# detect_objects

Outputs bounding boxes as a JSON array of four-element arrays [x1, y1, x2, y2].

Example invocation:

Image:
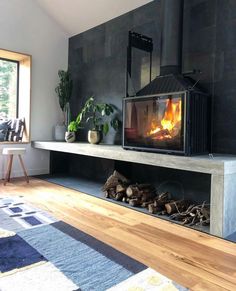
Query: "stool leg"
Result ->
[[4, 155, 13, 185], [18, 155, 29, 183]]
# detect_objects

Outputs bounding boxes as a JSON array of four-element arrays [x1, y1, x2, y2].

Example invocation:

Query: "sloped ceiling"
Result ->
[[36, 0, 153, 36]]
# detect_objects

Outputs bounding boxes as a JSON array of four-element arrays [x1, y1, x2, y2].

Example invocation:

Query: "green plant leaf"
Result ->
[[110, 118, 120, 131], [76, 112, 83, 124], [103, 122, 109, 135], [55, 69, 73, 112], [68, 121, 77, 132], [96, 104, 103, 113], [86, 116, 93, 123]]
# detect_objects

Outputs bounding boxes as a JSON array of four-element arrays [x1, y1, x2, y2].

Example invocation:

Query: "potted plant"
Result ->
[[65, 121, 77, 142], [55, 69, 73, 140], [68, 96, 120, 144]]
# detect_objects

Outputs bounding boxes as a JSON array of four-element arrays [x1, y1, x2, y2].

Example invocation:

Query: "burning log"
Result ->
[[149, 129, 171, 140]]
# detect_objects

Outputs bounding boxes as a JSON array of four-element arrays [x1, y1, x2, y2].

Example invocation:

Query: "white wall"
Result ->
[[0, 0, 68, 178]]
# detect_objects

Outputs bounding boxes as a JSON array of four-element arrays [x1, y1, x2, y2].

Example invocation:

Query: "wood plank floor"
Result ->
[[0, 177, 236, 290]]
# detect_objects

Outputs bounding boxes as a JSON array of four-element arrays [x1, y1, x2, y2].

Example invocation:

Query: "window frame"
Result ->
[[0, 48, 32, 143], [0, 56, 20, 118]]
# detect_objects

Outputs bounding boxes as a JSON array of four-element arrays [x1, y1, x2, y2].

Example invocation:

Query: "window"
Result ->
[[0, 58, 19, 119], [0, 49, 31, 142]]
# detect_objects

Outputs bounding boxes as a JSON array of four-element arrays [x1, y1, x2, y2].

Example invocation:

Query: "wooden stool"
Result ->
[[2, 148, 29, 185]]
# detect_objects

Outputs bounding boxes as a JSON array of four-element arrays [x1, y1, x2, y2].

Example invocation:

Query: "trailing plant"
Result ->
[[55, 69, 73, 125], [67, 120, 78, 132], [68, 97, 120, 135]]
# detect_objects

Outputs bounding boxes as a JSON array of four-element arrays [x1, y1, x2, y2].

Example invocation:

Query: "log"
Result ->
[[116, 184, 127, 193], [107, 188, 116, 199], [141, 191, 156, 203], [113, 170, 130, 183], [165, 199, 190, 215], [153, 192, 171, 209], [126, 185, 139, 198], [149, 129, 170, 140], [141, 201, 154, 208], [129, 198, 141, 207], [114, 192, 124, 201], [169, 201, 210, 226], [148, 203, 159, 214], [126, 184, 155, 198], [122, 197, 128, 203], [102, 170, 129, 192]]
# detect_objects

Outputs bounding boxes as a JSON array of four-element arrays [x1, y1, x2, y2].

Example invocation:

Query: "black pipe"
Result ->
[[160, 0, 184, 76]]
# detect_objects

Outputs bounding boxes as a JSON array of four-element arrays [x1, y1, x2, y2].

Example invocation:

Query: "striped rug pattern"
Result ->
[[0, 197, 188, 291]]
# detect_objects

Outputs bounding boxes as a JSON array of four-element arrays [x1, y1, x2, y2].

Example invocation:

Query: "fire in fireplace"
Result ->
[[124, 92, 184, 153], [147, 96, 182, 139]]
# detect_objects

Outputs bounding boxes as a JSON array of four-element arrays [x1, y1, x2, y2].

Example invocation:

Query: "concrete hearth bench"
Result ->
[[32, 141, 236, 238]]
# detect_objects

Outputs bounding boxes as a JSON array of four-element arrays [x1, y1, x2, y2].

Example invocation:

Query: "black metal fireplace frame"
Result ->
[[123, 88, 210, 156]]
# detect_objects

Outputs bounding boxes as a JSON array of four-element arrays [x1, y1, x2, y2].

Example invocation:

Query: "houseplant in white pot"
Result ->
[[54, 69, 73, 140], [65, 121, 77, 143]]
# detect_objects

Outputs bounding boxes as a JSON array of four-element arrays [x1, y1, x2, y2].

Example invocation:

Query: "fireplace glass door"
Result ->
[[123, 93, 185, 153]]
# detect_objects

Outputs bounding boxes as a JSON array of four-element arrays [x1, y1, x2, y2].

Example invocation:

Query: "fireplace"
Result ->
[[123, 75, 210, 155], [123, 0, 210, 155]]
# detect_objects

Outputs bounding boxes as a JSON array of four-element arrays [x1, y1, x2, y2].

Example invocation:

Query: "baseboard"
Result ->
[[0, 168, 49, 179]]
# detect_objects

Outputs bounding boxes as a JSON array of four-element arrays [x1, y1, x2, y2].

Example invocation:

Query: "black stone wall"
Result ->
[[69, 0, 236, 154]]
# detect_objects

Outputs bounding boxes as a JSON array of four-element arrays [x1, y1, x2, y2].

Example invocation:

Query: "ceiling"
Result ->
[[36, 0, 153, 36]]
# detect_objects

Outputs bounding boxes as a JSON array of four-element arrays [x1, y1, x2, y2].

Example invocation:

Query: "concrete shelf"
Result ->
[[32, 141, 236, 238]]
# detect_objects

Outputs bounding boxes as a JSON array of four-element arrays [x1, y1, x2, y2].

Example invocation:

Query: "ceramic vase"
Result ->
[[65, 131, 76, 143], [88, 130, 102, 144], [54, 124, 66, 141]]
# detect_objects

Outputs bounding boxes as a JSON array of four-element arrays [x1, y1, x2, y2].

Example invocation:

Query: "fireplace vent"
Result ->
[[136, 74, 196, 96]]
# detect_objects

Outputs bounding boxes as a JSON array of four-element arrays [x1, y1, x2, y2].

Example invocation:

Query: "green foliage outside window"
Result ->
[[0, 59, 18, 119]]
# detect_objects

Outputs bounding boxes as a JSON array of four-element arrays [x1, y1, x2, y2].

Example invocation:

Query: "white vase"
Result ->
[[54, 124, 66, 141], [65, 131, 76, 143]]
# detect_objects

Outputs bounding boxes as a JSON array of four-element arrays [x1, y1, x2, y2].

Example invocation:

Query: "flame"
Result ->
[[147, 98, 182, 140]]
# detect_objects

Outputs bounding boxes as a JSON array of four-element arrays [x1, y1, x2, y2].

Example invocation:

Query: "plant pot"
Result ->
[[88, 130, 102, 144], [65, 131, 76, 143], [54, 124, 66, 141]]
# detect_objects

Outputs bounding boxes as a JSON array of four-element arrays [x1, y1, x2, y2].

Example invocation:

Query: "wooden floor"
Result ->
[[0, 177, 236, 290]]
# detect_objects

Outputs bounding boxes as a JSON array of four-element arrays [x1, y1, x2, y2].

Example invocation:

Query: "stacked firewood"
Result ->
[[103, 171, 210, 226], [102, 170, 130, 201], [169, 201, 210, 226]]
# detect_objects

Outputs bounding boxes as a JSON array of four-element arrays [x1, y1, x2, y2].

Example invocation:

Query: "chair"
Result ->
[[2, 148, 29, 185]]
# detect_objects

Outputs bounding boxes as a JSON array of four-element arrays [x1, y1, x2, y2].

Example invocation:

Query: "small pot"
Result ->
[[88, 130, 102, 144], [65, 131, 76, 143]]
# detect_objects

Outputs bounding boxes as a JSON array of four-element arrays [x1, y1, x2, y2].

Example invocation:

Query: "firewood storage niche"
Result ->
[[102, 161, 211, 233]]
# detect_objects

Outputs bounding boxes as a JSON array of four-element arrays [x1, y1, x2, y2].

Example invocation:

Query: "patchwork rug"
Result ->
[[0, 196, 188, 291]]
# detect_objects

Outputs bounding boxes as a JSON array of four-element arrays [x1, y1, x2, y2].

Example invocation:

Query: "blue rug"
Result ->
[[0, 197, 188, 291]]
